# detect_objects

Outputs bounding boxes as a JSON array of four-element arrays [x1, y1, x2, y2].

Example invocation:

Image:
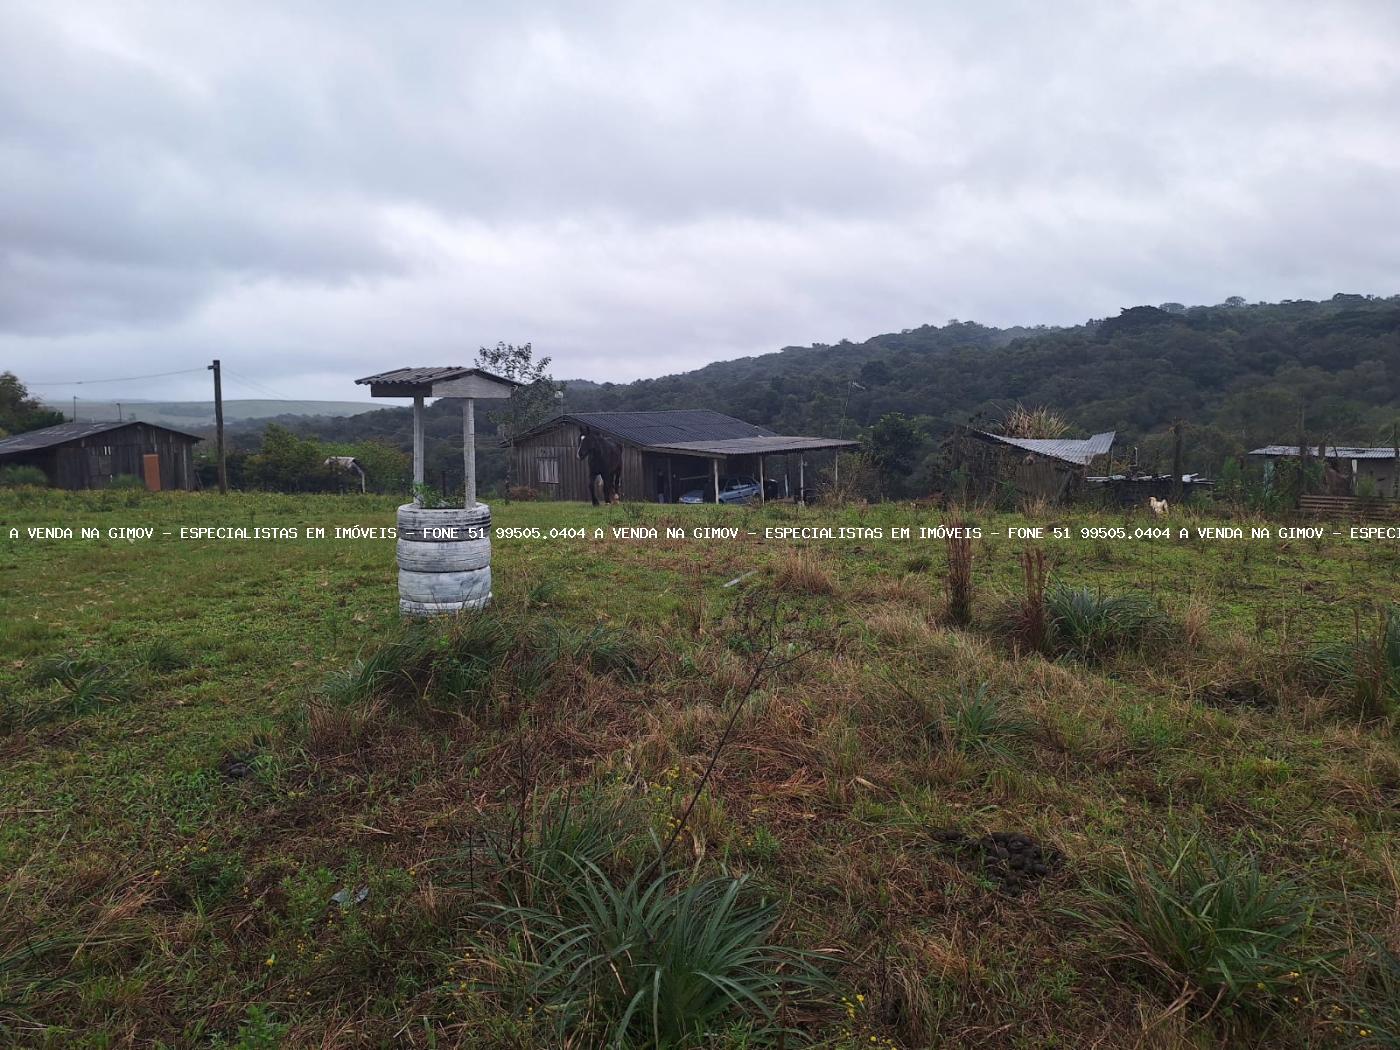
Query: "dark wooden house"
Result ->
[[0, 420, 201, 490], [506, 411, 856, 502]]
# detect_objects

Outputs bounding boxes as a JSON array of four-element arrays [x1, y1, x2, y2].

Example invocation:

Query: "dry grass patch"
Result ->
[[770, 549, 836, 595]]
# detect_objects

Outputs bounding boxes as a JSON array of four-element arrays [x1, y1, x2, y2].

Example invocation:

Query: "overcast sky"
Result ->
[[3, 1, 1398, 404]]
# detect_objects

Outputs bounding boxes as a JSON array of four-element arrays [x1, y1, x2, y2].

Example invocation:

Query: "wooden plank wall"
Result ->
[[35, 424, 197, 490], [511, 424, 698, 502]]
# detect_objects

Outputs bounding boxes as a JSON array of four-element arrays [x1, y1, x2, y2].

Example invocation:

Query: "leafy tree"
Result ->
[[0, 372, 65, 437], [245, 424, 327, 492], [324, 439, 410, 495], [475, 342, 558, 441], [862, 412, 924, 496], [475, 342, 559, 491]]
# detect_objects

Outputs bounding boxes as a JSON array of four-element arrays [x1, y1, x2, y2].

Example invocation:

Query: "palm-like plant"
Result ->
[[488, 860, 827, 1047], [1067, 834, 1332, 1013]]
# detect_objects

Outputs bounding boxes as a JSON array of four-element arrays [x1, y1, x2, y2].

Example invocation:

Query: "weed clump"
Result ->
[[1067, 833, 1331, 1014], [771, 550, 835, 596], [1042, 583, 1174, 661], [320, 609, 645, 713], [486, 860, 827, 1047], [1304, 605, 1400, 718], [137, 637, 191, 673], [941, 681, 1032, 760], [31, 656, 130, 719]]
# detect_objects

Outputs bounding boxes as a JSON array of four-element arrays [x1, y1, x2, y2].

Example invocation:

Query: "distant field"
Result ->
[[0, 491, 1397, 1048], [40, 399, 380, 428]]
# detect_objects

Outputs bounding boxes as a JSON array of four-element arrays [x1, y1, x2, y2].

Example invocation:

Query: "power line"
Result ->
[[26, 367, 207, 386], [222, 366, 300, 402]]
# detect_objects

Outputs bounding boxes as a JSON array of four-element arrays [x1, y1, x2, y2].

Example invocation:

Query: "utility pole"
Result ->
[[116, 402, 123, 422], [208, 359, 227, 494], [72, 396, 77, 422]]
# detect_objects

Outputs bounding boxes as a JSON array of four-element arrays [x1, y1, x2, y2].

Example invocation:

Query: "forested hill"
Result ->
[[561, 296, 1400, 456], [249, 295, 1399, 489]]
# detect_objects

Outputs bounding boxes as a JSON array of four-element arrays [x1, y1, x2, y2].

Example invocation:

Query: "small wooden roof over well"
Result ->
[[355, 366, 520, 399]]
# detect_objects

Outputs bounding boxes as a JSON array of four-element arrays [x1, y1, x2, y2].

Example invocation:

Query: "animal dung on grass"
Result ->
[[933, 828, 1063, 894]]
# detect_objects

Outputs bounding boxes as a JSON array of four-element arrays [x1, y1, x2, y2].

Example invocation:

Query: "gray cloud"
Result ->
[[1, 0, 1398, 401]]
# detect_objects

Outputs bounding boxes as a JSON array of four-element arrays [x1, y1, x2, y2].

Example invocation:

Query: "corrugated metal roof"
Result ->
[[354, 366, 471, 386], [0, 420, 202, 456], [646, 436, 859, 458], [512, 410, 779, 447], [1249, 445, 1398, 460], [969, 429, 1116, 466], [355, 366, 521, 395]]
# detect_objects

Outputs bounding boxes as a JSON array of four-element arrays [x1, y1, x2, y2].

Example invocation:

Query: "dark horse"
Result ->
[[578, 428, 623, 506]]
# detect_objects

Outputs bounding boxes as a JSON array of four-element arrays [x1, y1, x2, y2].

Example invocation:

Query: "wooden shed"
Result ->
[[1248, 444, 1400, 498], [953, 427, 1116, 503], [506, 410, 857, 502], [0, 420, 201, 490]]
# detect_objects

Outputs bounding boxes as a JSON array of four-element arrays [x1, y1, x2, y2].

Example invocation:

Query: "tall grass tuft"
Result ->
[[32, 656, 130, 717], [520, 785, 642, 882], [771, 550, 835, 596], [488, 860, 827, 1047], [942, 681, 1032, 760], [1066, 834, 1331, 1014], [1353, 605, 1400, 717], [1343, 938, 1400, 1047], [1044, 583, 1173, 661], [137, 636, 191, 673], [943, 521, 975, 627], [1302, 604, 1400, 718], [566, 623, 643, 681], [1013, 547, 1050, 654]]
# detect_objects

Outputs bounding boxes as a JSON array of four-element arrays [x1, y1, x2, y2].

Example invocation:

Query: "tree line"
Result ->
[[5, 295, 1397, 498]]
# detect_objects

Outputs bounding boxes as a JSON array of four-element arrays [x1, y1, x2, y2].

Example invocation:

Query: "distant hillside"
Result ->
[[43, 399, 379, 429], [245, 294, 1400, 494]]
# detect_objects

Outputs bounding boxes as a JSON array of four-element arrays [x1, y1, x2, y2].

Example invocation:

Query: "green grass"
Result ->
[[0, 489, 1398, 1047]]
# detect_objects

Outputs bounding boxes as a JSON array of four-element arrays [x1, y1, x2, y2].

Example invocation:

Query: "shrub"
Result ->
[[0, 465, 47, 488], [1066, 834, 1331, 1014], [488, 860, 827, 1047], [1044, 583, 1173, 661]]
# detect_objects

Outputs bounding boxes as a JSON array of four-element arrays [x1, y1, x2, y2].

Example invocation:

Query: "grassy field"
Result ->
[[1, 489, 1398, 1048]]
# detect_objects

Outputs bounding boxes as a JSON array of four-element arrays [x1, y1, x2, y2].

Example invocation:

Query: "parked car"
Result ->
[[678, 475, 763, 504]]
